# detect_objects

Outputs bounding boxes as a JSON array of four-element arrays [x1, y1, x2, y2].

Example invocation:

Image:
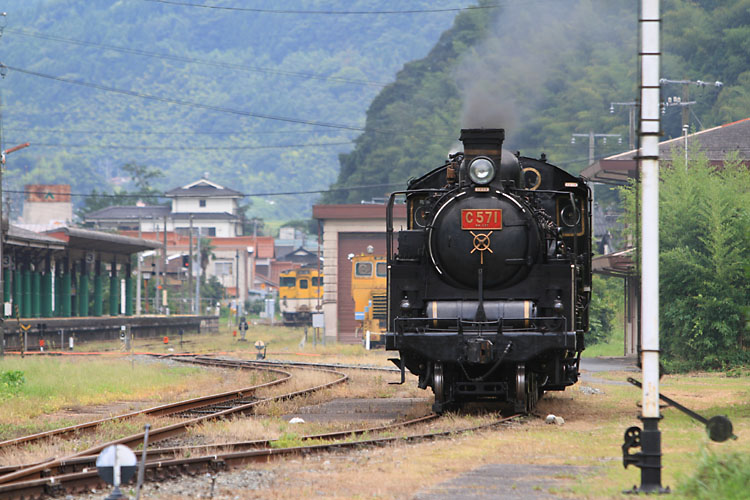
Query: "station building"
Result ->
[[313, 203, 406, 343]]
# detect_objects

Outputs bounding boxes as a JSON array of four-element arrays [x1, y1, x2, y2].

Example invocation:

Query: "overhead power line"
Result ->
[[3, 64, 367, 132], [144, 0, 501, 15], [6, 27, 388, 88], [5, 182, 401, 199], [19, 141, 354, 151], [5, 126, 353, 136]]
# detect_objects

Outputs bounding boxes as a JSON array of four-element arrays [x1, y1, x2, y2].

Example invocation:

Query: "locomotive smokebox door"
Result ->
[[466, 338, 493, 364]]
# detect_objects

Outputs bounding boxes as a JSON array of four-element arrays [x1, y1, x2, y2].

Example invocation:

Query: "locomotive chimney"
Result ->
[[460, 128, 505, 165], [459, 128, 521, 187]]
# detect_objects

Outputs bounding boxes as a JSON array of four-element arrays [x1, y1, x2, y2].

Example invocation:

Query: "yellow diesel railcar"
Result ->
[[279, 267, 323, 326], [351, 253, 387, 347]]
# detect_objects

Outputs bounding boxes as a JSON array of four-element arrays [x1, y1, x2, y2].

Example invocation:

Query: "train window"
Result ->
[[312, 276, 324, 287], [280, 277, 296, 287], [376, 262, 387, 277], [299, 279, 309, 289], [355, 262, 373, 277]]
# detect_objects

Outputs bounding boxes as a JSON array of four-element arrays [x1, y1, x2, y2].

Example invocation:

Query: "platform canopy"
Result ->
[[5, 224, 67, 251], [44, 227, 162, 255]]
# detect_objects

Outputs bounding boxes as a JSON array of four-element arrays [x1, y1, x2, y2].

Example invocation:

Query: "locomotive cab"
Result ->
[[385, 128, 591, 413]]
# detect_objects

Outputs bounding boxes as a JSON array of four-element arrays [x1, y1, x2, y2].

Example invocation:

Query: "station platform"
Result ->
[[0, 315, 218, 350]]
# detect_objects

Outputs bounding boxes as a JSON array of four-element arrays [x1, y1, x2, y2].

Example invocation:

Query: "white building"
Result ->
[[84, 178, 244, 237]]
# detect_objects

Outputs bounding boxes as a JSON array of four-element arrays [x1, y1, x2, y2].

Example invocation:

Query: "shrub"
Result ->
[[0, 370, 25, 397]]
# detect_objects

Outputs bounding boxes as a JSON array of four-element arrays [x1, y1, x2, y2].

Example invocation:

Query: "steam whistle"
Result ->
[[622, 377, 736, 472]]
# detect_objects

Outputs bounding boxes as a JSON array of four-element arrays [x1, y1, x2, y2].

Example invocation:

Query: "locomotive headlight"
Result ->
[[468, 157, 496, 185]]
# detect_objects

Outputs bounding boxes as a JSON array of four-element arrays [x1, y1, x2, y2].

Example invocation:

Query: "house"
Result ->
[[84, 177, 244, 237]]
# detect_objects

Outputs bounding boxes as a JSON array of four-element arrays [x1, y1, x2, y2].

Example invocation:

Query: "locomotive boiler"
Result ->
[[385, 129, 591, 413]]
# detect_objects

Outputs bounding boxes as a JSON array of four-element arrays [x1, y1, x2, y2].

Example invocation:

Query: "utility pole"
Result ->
[[162, 214, 167, 314], [154, 224, 161, 313], [136, 217, 142, 315], [610, 101, 637, 150], [659, 78, 722, 129], [0, 130, 30, 356], [194, 234, 201, 315], [571, 131, 622, 166], [188, 214, 193, 314]]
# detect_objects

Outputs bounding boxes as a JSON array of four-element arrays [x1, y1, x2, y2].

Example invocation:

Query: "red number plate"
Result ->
[[461, 209, 502, 230]]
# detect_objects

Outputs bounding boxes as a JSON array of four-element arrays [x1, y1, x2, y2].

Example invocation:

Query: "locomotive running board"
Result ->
[[389, 358, 406, 385]]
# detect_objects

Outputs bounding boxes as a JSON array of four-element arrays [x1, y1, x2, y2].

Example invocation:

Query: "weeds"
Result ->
[[675, 447, 750, 500], [0, 370, 25, 397]]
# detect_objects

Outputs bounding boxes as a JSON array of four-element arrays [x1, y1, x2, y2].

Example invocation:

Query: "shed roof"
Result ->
[[313, 204, 407, 220], [582, 117, 750, 184]]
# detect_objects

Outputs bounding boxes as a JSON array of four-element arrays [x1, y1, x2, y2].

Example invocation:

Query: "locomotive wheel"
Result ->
[[432, 362, 453, 414], [515, 364, 539, 413]]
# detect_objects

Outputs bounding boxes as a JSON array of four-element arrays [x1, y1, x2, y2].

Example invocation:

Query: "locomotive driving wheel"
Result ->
[[432, 362, 453, 414], [515, 364, 539, 413]]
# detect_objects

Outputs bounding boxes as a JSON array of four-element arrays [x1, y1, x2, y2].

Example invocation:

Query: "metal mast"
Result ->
[[634, 0, 666, 493]]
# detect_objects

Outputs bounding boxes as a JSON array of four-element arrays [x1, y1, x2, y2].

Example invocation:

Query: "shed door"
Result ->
[[337, 233, 386, 344]]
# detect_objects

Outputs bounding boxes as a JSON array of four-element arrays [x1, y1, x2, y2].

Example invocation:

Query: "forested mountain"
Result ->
[[327, 0, 750, 203], [0, 0, 475, 219], [4, 1, 750, 219]]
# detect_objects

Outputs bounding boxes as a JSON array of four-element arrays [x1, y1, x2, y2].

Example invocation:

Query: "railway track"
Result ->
[[0, 413, 520, 499], [0, 357, 348, 487], [0, 360, 291, 451]]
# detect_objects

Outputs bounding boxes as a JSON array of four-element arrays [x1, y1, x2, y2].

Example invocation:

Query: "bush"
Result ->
[[676, 448, 750, 500], [620, 150, 750, 370], [0, 370, 25, 397], [587, 274, 622, 345]]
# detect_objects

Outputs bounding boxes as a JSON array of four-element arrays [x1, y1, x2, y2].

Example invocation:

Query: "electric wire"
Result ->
[[4, 127, 349, 136], [143, 0, 501, 15], [3, 64, 367, 132], [4, 182, 401, 199], [18, 141, 354, 150], [5, 27, 388, 88]]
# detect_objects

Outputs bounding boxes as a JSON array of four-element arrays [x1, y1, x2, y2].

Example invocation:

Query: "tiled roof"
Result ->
[[607, 117, 750, 162], [581, 117, 750, 184], [171, 212, 239, 221], [84, 205, 170, 221], [165, 179, 243, 197]]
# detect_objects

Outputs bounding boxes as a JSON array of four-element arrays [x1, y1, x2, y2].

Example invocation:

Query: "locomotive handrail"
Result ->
[[387, 188, 450, 331], [386, 188, 448, 258]]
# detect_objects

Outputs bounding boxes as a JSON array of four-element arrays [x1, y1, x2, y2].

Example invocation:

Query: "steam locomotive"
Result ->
[[385, 129, 591, 413]]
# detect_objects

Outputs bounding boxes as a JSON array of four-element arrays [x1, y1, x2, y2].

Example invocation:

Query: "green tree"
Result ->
[[620, 149, 750, 370]]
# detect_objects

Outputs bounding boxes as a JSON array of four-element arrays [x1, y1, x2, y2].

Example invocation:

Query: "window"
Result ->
[[299, 279, 309, 289], [376, 262, 387, 277], [207, 227, 216, 236], [355, 262, 373, 277], [312, 276, 323, 287], [199, 199, 207, 207], [280, 277, 296, 287], [215, 261, 233, 276]]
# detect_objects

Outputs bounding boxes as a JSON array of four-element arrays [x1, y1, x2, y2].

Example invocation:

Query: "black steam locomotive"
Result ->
[[385, 129, 591, 413]]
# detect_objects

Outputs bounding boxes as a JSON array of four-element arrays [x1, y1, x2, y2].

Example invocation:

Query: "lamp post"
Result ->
[[610, 101, 637, 150]]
